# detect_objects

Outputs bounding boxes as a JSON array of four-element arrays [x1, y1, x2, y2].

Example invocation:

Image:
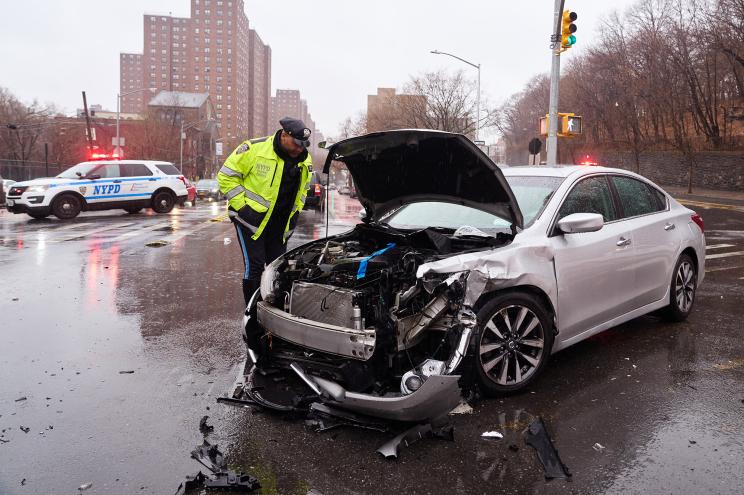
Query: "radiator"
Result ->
[[289, 281, 361, 329]]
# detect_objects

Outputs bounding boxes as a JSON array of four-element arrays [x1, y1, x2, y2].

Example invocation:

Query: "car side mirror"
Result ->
[[556, 213, 604, 234], [88, 174, 102, 180], [318, 141, 326, 149]]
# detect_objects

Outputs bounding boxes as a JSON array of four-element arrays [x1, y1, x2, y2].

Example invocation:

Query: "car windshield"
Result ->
[[385, 176, 564, 233], [197, 180, 217, 187], [56, 163, 100, 179]]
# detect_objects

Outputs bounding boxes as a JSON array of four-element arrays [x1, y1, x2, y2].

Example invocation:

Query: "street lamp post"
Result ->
[[430, 50, 481, 142], [116, 87, 155, 157]]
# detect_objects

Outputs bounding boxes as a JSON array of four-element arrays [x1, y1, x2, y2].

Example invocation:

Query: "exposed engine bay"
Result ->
[[238, 222, 512, 422]]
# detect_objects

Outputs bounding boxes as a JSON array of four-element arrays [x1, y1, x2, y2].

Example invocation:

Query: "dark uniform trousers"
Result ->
[[232, 219, 287, 305]]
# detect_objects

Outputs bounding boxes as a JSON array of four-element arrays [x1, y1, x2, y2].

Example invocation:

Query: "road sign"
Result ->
[[112, 136, 125, 147], [528, 138, 542, 155], [215, 142, 223, 156]]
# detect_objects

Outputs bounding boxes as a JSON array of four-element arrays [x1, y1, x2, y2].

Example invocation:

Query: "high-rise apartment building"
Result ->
[[270, 89, 315, 138], [120, 0, 271, 141]]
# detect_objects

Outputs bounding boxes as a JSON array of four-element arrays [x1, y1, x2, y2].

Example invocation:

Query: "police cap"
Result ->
[[279, 117, 311, 148]]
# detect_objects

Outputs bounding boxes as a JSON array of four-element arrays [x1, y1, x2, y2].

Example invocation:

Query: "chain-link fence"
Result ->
[[0, 160, 68, 182]]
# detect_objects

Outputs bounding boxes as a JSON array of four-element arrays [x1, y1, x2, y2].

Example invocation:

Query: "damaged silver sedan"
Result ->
[[235, 129, 705, 422]]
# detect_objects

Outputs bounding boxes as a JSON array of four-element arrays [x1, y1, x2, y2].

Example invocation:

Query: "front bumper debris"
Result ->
[[257, 301, 376, 360]]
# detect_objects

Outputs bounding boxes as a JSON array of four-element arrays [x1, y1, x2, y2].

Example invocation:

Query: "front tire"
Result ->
[[475, 292, 554, 395], [151, 190, 175, 214], [663, 254, 697, 322], [52, 194, 82, 220]]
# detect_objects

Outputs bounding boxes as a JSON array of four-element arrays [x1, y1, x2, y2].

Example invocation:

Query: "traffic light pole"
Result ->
[[547, 0, 565, 166]]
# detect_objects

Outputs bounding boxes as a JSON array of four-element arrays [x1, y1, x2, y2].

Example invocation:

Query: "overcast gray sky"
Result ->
[[0, 0, 637, 140]]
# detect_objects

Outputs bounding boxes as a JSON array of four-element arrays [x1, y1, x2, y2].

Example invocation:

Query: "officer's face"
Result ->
[[280, 131, 305, 158]]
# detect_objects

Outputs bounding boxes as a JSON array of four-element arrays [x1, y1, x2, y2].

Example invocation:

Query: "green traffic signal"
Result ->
[[568, 34, 576, 45]]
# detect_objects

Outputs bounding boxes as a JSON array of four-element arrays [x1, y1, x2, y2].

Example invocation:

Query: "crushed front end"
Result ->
[[232, 223, 511, 422]]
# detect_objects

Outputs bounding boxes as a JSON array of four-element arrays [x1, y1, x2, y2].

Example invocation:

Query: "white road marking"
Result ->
[[103, 221, 173, 243], [705, 250, 744, 260], [46, 222, 95, 233], [706, 265, 744, 273], [706, 244, 735, 250], [56, 222, 138, 242], [160, 220, 216, 243]]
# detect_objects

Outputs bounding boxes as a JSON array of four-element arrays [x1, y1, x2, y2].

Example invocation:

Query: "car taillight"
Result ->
[[691, 213, 704, 232], [314, 184, 321, 196]]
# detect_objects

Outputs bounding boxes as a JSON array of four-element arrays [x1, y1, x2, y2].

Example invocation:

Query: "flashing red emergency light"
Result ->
[[88, 151, 122, 161], [579, 155, 597, 166]]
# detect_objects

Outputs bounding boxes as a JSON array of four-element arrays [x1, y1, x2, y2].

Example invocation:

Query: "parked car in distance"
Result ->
[[185, 177, 197, 205], [304, 171, 326, 212], [239, 129, 706, 422], [196, 179, 223, 201], [5, 160, 189, 219], [338, 185, 351, 195]]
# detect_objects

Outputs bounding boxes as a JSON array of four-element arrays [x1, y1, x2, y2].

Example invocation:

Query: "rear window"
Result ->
[[155, 163, 181, 175]]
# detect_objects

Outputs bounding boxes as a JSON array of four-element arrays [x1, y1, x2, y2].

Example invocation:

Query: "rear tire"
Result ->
[[151, 190, 175, 214], [662, 254, 697, 322], [124, 208, 142, 214], [474, 291, 554, 396], [52, 194, 82, 220]]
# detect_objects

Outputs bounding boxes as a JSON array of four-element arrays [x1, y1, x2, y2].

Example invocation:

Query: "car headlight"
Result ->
[[26, 185, 49, 193], [260, 258, 280, 301]]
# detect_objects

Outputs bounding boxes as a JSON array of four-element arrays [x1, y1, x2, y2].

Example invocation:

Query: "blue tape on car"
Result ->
[[357, 243, 396, 279]]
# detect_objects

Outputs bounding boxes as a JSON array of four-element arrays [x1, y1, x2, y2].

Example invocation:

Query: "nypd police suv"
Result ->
[[5, 160, 189, 220]]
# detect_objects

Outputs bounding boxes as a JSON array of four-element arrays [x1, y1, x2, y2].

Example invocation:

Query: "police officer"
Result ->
[[218, 117, 313, 305]]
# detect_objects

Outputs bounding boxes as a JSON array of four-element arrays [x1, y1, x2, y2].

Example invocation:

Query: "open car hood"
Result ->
[[322, 130, 523, 229]]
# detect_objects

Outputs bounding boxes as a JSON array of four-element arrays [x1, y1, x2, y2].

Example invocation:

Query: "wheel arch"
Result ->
[[474, 285, 557, 326], [51, 191, 88, 210], [152, 186, 177, 198], [680, 246, 698, 273]]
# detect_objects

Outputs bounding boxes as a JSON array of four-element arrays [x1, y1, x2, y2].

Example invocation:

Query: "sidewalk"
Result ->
[[662, 184, 744, 207]]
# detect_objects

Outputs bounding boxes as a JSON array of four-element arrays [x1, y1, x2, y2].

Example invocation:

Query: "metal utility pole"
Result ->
[[546, 0, 565, 166], [44, 143, 49, 176], [81, 91, 95, 153]]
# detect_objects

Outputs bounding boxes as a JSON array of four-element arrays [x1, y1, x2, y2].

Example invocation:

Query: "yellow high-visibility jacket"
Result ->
[[218, 134, 312, 241]]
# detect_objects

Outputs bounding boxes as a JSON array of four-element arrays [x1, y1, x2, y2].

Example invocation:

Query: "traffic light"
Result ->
[[561, 10, 578, 49]]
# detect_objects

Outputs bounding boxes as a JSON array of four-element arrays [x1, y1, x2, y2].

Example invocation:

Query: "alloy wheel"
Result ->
[[675, 261, 695, 313], [479, 304, 545, 387]]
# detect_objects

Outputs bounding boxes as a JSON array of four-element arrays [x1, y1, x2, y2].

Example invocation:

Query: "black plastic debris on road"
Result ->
[[118, 370, 135, 374], [523, 418, 571, 480], [15, 396, 27, 402], [175, 440, 260, 494], [20, 426, 30, 433], [198, 415, 214, 435]]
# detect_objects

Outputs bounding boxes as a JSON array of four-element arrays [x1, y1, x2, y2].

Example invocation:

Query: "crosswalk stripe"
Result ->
[[103, 221, 173, 243], [706, 244, 735, 250], [57, 222, 138, 242], [705, 250, 744, 260], [46, 222, 95, 233]]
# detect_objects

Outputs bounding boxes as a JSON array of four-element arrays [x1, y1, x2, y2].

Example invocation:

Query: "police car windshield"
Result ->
[[57, 163, 99, 179]]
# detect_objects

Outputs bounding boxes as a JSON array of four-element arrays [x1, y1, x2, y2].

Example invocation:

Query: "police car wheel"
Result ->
[[52, 194, 82, 220], [151, 191, 175, 214]]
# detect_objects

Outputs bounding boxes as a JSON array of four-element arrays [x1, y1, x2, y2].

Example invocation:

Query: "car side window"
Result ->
[[557, 176, 617, 222], [120, 163, 153, 177], [611, 176, 664, 218], [95, 164, 120, 178]]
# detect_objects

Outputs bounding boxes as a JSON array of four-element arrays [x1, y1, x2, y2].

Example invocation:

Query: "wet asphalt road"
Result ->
[[1, 191, 744, 494]]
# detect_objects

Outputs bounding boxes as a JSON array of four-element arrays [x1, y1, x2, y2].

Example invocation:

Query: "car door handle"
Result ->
[[664, 223, 676, 231], [617, 237, 631, 247]]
